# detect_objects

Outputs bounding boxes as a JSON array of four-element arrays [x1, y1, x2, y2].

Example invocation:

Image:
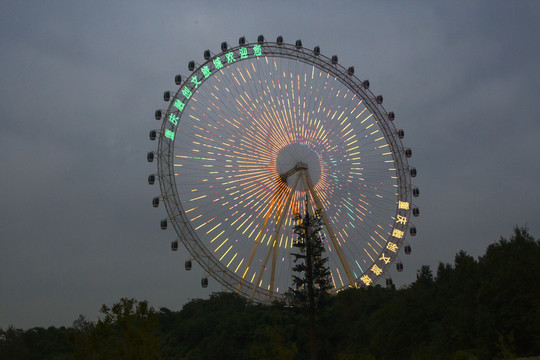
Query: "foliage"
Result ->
[[288, 210, 332, 309], [1, 226, 539, 359], [288, 210, 333, 359], [0, 325, 72, 360], [70, 298, 162, 360]]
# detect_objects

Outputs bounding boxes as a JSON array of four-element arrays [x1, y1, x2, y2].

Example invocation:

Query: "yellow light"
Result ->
[[235, 258, 244, 273], [398, 201, 410, 210], [371, 264, 383, 276], [360, 274, 372, 286], [214, 237, 229, 253], [190, 195, 207, 202], [219, 245, 233, 261], [386, 242, 398, 252], [379, 254, 391, 264], [206, 222, 222, 235], [210, 230, 225, 243], [241, 265, 250, 279], [396, 215, 407, 225], [227, 253, 238, 267], [363, 248, 375, 262], [336, 268, 344, 286]]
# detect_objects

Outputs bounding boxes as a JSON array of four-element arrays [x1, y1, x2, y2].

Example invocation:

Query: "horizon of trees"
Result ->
[[1, 226, 539, 359]]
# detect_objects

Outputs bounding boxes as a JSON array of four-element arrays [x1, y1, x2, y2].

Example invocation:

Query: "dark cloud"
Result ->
[[1, 0, 539, 328]]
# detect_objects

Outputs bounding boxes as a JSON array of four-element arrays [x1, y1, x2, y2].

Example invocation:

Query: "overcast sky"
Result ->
[[1, 1, 539, 329]]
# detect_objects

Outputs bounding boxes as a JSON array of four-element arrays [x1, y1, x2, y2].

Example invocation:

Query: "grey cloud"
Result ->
[[1, 0, 539, 328]]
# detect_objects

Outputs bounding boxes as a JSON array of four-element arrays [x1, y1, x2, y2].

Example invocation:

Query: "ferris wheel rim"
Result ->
[[153, 37, 416, 302]]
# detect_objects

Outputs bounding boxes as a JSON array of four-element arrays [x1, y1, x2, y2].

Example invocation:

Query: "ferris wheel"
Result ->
[[148, 35, 419, 302]]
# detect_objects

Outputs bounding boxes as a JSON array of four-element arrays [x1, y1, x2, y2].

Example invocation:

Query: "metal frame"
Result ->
[[154, 38, 415, 302]]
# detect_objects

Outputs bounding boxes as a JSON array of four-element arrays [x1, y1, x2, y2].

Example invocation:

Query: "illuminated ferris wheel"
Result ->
[[148, 35, 419, 302]]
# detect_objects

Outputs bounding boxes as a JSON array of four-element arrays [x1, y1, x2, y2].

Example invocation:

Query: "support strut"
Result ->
[[249, 173, 301, 300], [303, 170, 357, 287]]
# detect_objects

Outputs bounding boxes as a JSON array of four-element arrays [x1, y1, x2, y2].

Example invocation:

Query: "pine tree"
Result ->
[[289, 210, 332, 307], [288, 208, 332, 360]]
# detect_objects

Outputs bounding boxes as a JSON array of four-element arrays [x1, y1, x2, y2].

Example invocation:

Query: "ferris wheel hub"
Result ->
[[276, 142, 321, 189]]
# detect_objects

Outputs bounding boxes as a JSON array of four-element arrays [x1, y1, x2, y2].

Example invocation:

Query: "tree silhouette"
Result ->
[[289, 208, 332, 360], [289, 209, 332, 307]]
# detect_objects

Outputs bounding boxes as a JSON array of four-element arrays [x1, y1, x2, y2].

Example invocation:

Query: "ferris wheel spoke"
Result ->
[[237, 183, 287, 292], [302, 168, 357, 287], [250, 172, 301, 300]]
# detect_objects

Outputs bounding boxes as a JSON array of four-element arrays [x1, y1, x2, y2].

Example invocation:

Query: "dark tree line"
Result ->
[[1, 226, 539, 359]]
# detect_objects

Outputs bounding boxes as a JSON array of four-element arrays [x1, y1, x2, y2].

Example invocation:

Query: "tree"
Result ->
[[72, 298, 161, 360], [415, 265, 434, 285], [289, 209, 332, 308], [2, 225, 538, 359], [0, 326, 28, 359], [477, 226, 540, 356], [289, 208, 332, 360]]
